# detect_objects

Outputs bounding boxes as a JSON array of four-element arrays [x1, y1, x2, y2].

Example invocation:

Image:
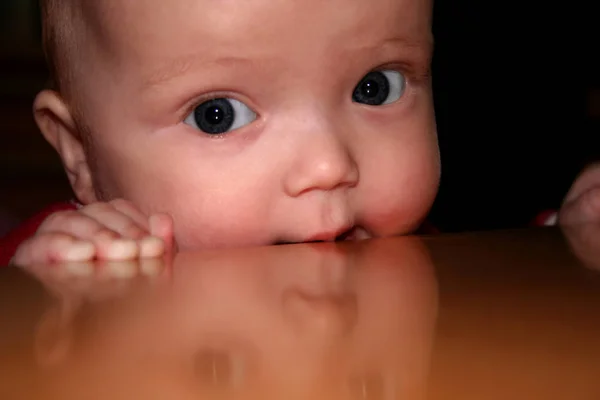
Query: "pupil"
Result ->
[[352, 71, 389, 106], [361, 80, 379, 98], [205, 106, 224, 125], [194, 98, 235, 134]]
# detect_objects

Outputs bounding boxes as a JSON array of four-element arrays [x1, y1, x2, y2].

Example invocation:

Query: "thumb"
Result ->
[[559, 187, 600, 226], [563, 162, 600, 205], [149, 213, 177, 254]]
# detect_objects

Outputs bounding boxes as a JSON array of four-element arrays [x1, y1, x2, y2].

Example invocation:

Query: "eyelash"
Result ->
[[178, 61, 428, 124], [179, 91, 256, 123], [377, 61, 429, 85]]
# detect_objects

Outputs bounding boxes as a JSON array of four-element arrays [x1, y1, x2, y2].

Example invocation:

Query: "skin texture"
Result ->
[[14, 0, 599, 265], [559, 163, 600, 226], [18, 0, 440, 264]]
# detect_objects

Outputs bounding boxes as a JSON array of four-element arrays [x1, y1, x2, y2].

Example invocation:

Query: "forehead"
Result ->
[[85, 0, 431, 61]]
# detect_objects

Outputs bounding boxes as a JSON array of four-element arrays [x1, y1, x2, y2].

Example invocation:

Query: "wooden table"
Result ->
[[1, 225, 599, 399]]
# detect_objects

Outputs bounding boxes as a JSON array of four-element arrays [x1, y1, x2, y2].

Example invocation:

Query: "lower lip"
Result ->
[[311, 226, 367, 242], [305, 227, 354, 243], [338, 227, 357, 241], [346, 226, 371, 241], [274, 227, 371, 245]]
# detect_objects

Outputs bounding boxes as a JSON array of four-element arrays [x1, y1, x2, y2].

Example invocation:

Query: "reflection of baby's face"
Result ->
[[64, 0, 439, 250], [41, 239, 438, 399]]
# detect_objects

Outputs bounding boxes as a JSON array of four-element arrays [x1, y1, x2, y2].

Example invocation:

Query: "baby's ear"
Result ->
[[33, 90, 97, 204]]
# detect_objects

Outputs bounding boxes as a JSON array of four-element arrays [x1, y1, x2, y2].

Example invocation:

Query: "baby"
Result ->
[[2, 0, 599, 266]]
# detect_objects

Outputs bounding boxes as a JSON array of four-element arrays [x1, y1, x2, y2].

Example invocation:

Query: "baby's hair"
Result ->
[[39, 0, 92, 136], [39, 0, 72, 93]]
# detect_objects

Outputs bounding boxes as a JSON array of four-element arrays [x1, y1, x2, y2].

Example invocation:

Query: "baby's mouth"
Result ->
[[333, 226, 358, 242], [275, 226, 369, 245]]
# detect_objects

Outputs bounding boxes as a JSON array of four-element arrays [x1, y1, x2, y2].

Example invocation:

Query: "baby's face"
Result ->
[[74, 0, 438, 249]]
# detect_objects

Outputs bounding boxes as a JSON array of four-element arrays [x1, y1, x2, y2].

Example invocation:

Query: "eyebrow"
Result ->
[[143, 36, 432, 89], [143, 55, 256, 89], [369, 36, 433, 57]]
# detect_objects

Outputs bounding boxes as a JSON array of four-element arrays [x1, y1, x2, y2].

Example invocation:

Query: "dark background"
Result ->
[[430, 0, 596, 231], [0, 0, 596, 236]]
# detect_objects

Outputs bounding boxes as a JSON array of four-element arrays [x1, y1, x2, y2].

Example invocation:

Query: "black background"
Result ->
[[429, 0, 597, 231], [0, 0, 597, 233]]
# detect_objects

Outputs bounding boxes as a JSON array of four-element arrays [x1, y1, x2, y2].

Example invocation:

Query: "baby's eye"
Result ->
[[184, 98, 257, 135], [352, 70, 406, 106]]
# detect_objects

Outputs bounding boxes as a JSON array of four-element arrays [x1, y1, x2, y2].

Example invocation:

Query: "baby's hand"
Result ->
[[559, 162, 600, 226], [12, 199, 174, 266]]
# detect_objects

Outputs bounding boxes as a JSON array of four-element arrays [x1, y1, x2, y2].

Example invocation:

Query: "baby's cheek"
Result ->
[[167, 195, 273, 250], [361, 160, 439, 236], [363, 196, 424, 236]]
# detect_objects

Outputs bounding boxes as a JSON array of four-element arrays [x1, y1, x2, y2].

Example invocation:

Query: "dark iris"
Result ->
[[193, 98, 235, 134], [352, 71, 390, 106]]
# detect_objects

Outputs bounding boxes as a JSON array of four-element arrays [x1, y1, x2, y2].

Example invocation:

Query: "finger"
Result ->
[[563, 162, 600, 205], [13, 233, 96, 266], [149, 213, 175, 255], [99, 201, 167, 259], [94, 237, 142, 260], [109, 199, 151, 230], [80, 202, 149, 240], [37, 210, 141, 260], [38, 210, 120, 241], [559, 187, 600, 225], [138, 236, 166, 259]]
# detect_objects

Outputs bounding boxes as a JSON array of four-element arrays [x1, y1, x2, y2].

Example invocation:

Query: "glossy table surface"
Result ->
[[1, 225, 600, 399]]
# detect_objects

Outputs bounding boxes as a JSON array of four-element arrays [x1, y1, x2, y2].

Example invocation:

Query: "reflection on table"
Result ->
[[2, 224, 600, 399], [1, 237, 437, 400]]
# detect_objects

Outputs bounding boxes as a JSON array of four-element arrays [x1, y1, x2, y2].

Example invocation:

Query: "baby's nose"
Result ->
[[283, 129, 359, 197]]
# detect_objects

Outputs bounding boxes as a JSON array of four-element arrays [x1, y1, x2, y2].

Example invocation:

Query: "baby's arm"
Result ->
[[11, 199, 173, 266]]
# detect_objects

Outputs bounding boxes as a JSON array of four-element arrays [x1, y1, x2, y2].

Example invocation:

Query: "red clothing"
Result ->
[[0, 202, 557, 266], [0, 202, 77, 266]]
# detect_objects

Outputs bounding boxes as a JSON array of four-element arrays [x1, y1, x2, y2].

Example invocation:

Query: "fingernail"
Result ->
[[63, 241, 95, 261], [149, 214, 162, 236], [105, 239, 138, 260], [140, 236, 165, 258]]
